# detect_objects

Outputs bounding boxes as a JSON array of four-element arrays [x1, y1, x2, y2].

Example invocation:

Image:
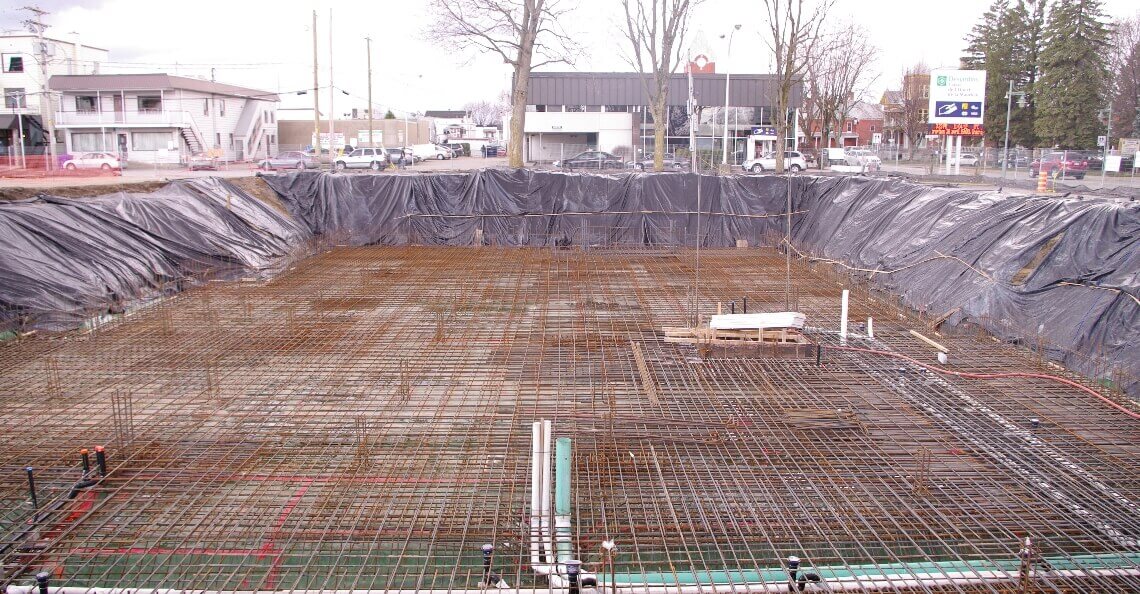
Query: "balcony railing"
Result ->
[[55, 109, 196, 127]]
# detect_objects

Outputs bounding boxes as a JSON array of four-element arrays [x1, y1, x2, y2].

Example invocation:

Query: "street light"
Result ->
[[720, 24, 742, 167], [1001, 81, 1026, 178]]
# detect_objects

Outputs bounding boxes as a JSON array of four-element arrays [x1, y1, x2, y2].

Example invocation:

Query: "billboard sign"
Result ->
[[357, 130, 384, 145], [929, 123, 985, 137], [928, 70, 987, 125]]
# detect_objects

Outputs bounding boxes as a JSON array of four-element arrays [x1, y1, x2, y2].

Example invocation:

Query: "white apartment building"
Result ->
[[1, 34, 107, 155], [50, 74, 279, 164]]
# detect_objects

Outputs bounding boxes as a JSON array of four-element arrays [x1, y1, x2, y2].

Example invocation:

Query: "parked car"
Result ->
[[334, 147, 390, 171], [188, 154, 218, 171], [259, 151, 320, 171], [412, 143, 451, 160], [998, 152, 1032, 168], [845, 149, 882, 170], [633, 152, 687, 170], [62, 151, 124, 173], [1030, 152, 1089, 179], [948, 153, 979, 166], [554, 150, 623, 169], [444, 143, 467, 157], [743, 150, 807, 173]]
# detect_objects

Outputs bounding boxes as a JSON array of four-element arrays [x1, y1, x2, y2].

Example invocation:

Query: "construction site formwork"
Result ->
[[1, 245, 1138, 593]]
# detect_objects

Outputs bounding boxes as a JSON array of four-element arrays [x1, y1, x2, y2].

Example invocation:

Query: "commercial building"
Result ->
[[49, 73, 279, 165], [506, 71, 801, 163], [1, 34, 107, 157], [276, 117, 433, 152]]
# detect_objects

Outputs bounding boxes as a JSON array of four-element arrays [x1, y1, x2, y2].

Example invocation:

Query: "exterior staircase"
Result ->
[[180, 127, 204, 155]]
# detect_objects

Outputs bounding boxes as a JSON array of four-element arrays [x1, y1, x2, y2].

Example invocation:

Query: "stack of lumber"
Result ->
[[663, 312, 808, 345]]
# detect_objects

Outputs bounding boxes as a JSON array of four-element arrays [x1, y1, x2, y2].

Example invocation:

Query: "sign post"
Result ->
[[929, 70, 987, 176]]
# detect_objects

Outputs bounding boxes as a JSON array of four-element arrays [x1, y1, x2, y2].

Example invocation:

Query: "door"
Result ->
[[113, 95, 124, 123], [117, 134, 127, 161]]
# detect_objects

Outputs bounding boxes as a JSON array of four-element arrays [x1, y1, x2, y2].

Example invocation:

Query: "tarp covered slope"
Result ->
[[0, 177, 308, 330], [1, 170, 1135, 395]]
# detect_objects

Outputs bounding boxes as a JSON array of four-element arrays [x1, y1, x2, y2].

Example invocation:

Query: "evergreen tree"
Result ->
[[964, 0, 1016, 147], [1034, 0, 1112, 148], [1012, 0, 1046, 147]]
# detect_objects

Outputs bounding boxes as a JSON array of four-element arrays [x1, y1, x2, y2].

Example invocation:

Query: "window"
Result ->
[[71, 133, 105, 152], [2, 54, 23, 73], [137, 96, 162, 112], [604, 105, 628, 113], [919, 109, 928, 122], [131, 132, 169, 150], [870, 124, 876, 133], [3, 88, 26, 109], [215, 133, 222, 148], [203, 99, 209, 116], [565, 105, 584, 112], [75, 95, 98, 112], [227, 133, 233, 147], [218, 99, 225, 117], [846, 121, 853, 132]]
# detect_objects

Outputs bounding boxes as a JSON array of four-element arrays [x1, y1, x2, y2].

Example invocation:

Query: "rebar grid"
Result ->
[[1, 246, 1137, 593]]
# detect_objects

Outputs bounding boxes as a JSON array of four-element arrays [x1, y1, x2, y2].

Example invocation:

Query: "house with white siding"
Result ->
[[49, 73, 279, 165]]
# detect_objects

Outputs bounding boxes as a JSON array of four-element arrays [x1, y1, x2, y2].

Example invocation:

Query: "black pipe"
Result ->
[[26, 467, 38, 515], [567, 560, 582, 594], [481, 543, 493, 582], [80, 448, 90, 475], [730, 301, 735, 314], [787, 556, 800, 593], [95, 446, 107, 477], [743, 297, 747, 314], [36, 571, 49, 594], [816, 345, 823, 366]]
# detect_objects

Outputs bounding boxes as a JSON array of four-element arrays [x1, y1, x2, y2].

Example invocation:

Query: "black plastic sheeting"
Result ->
[[263, 170, 1139, 394], [0, 177, 307, 331], [1, 170, 1135, 396]]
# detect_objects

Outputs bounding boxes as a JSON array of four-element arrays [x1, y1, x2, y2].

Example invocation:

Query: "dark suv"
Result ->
[[1030, 152, 1089, 180]]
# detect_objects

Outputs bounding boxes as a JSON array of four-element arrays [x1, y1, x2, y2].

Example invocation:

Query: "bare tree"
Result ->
[[760, 0, 833, 173], [428, 0, 576, 167], [798, 23, 877, 167], [1110, 12, 1140, 138], [899, 62, 930, 159], [619, 0, 703, 172], [464, 99, 509, 127]]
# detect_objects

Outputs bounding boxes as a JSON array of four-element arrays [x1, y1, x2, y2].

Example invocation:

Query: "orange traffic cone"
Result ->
[[1037, 168, 1048, 193]]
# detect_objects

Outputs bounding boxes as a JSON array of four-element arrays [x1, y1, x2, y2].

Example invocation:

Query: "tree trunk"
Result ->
[[508, 70, 529, 168], [652, 98, 667, 172]]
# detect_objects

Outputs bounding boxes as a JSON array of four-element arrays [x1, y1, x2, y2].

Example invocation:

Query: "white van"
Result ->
[[411, 144, 451, 160]]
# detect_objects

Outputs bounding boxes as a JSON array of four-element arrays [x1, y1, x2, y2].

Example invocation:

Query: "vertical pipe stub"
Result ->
[[35, 571, 49, 594], [80, 448, 90, 474], [567, 559, 582, 594], [95, 445, 107, 477], [481, 543, 494, 579], [1030, 418, 1041, 429], [25, 467, 38, 512], [555, 437, 572, 516], [743, 296, 748, 314], [787, 555, 800, 590]]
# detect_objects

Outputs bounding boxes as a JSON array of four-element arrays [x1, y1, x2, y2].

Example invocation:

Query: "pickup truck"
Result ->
[[333, 147, 389, 171], [1030, 152, 1088, 179]]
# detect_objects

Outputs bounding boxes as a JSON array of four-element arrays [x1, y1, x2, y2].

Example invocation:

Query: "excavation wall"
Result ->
[[0, 170, 1136, 394]]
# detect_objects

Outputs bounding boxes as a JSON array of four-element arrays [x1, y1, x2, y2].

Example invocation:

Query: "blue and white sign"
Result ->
[[928, 70, 987, 125], [751, 126, 777, 138], [934, 101, 982, 119]]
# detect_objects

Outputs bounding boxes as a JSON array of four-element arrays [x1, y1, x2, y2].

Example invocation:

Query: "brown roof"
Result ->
[[49, 74, 278, 101]]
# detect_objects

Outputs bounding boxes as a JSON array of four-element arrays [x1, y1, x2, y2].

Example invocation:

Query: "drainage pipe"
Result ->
[[554, 437, 573, 564]]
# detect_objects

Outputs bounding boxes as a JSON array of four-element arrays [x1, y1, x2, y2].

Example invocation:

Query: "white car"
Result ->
[[845, 149, 882, 170], [948, 153, 979, 166], [411, 143, 451, 160], [334, 147, 389, 171], [743, 151, 806, 173], [63, 151, 124, 172]]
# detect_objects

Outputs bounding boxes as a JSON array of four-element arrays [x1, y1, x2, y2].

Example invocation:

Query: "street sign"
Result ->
[[928, 70, 987, 125], [871, 132, 882, 145], [929, 123, 985, 137], [1097, 135, 1106, 147], [356, 130, 384, 145], [750, 126, 777, 137]]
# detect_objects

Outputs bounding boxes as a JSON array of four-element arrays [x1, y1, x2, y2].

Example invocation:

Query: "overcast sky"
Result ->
[[3, 0, 1137, 116]]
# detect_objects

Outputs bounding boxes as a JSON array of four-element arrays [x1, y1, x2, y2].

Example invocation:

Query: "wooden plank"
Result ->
[[629, 343, 660, 405], [909, 329, 950, 353]]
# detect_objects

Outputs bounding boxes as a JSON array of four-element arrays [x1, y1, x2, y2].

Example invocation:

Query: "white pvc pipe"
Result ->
[[866, 316, 874, 339], [540, 419, 553, 568], [9, 567, 1140, 594], [839, 289, 849, 342], [529, 421, 544, 570]]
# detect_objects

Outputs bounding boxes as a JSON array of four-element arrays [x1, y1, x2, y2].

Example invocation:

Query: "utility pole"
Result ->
[[311, 9, 320, 161], [1101, 104, 1112, 188], [327, 8, 335, 158], [23, 5, 54, 172], [366, 36, 374, 148], [687, 49, 701, 327]]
